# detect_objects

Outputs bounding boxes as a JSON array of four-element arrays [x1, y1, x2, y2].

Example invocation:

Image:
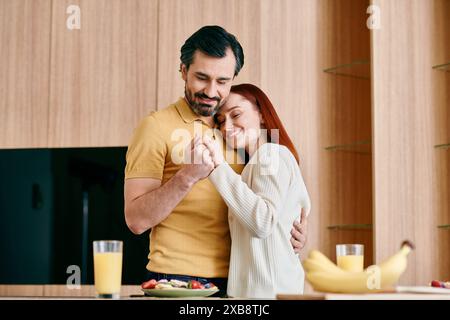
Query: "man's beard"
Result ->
[[185, 87, 221, 117]]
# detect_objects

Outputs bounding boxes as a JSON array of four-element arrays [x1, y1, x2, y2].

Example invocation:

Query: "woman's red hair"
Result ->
[[229, 83, 300, 164]]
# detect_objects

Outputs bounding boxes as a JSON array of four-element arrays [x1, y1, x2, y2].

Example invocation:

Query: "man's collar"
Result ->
[[175, 98, 203, 124]]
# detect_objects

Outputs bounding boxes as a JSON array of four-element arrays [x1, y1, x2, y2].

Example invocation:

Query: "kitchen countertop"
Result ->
[[277, 293, 450, 300], [1, 285, 450, 300]]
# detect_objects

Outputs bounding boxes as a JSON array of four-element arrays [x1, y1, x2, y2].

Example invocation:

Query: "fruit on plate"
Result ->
[[188, 280, 203, 289], [304, 240, 414, 293], [169, 279, 188, 288], [141, 278, 218, 290], [430, 280, 450, 289], [141, 279, 157, 289], [204, 282, 217, 289], [155, 283, 176, 290]]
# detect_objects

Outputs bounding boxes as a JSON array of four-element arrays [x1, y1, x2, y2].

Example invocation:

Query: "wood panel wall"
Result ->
[[0, 0, 51, 148], [260, 0, 321, 262], [371, 0, 449, 285], [48, 0, 158, 147]]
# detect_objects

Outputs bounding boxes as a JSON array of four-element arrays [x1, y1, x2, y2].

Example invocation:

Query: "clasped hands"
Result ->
[[183, 135, 224, 180]]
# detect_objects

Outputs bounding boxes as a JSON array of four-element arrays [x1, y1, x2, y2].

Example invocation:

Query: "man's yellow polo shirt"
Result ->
[[125, 98, 244, 278]]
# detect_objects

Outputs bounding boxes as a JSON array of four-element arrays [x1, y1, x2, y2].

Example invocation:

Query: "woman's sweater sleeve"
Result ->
[[208, 146, 291, 239]]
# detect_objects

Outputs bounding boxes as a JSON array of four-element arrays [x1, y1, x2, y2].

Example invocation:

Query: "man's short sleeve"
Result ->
[[124, 114, 167, 180]]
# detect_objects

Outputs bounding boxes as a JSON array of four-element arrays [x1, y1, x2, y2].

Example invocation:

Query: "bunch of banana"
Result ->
[[303, 240, 415, 293]]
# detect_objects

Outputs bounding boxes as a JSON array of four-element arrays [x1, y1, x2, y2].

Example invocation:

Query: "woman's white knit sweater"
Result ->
[[209, 143, 311, 298]]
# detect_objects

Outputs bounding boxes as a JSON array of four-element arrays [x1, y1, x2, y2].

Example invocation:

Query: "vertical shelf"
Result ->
[[322, 38, 372, 266], [433, 59, 450, 280], [321, 15, 373, 265]]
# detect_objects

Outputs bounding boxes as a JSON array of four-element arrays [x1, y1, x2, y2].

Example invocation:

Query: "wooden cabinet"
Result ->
[[0, 0, 51, 148], [48, 0, 158, 147], [371, 0, 433, 284], [372, 0, 450, 285], [0, 0, 157, 148]]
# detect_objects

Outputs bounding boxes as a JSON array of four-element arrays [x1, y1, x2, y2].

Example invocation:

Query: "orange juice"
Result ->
[[94, 252, 122, 295], [337, 255, 364, 272]]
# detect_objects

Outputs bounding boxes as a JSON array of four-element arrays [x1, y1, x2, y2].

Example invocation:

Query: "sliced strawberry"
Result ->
[[431, 280, 442, 288], [188, 280, 202, 289], [142, 279, 157, 289]]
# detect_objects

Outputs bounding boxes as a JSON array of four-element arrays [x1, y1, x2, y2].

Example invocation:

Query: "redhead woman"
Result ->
[[201, 83, 311, 298]]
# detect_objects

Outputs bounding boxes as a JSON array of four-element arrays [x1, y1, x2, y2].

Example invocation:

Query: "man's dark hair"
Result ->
[[180, 25, 244, 77]]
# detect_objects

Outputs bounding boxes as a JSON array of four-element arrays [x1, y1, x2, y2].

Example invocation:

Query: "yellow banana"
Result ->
[[305, 240, 415, 293], [375, 240, 414, 286], [303, 258, 346, 275], [306, 270, 382, 293], [309, 250, 345, 271], [303, 251, 347, 275]]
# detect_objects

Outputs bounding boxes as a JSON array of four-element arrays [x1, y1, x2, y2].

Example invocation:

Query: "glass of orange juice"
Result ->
[[93, 240, 123, 299], [336, 244, 364, 272]]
